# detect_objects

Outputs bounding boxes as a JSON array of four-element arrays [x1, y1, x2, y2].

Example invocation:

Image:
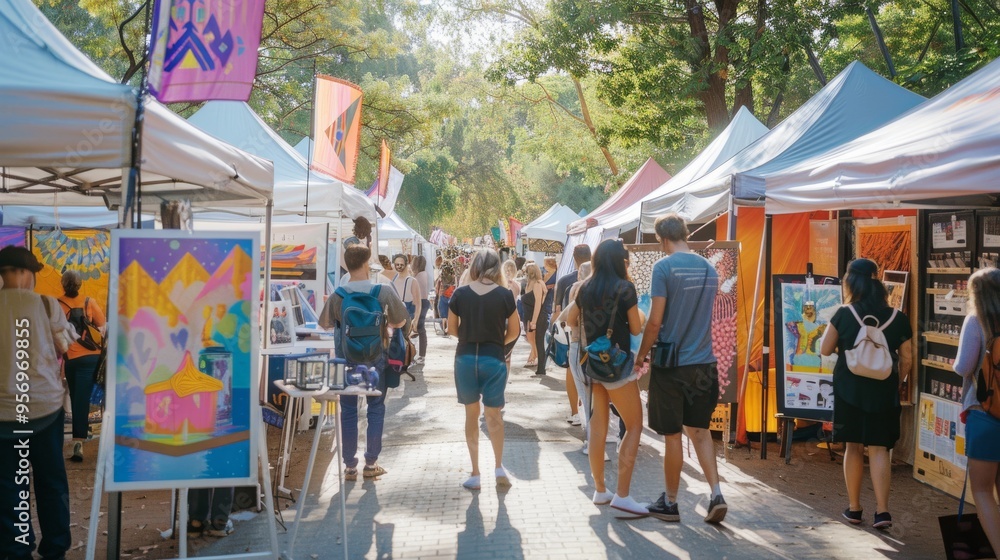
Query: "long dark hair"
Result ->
[[582, 239, 628, 301], [843, 258, 888, 315], [969, 267, 1000, 336]]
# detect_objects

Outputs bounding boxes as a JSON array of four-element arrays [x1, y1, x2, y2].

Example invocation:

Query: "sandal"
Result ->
[[363, 464, 387, 479], [344, 467, 358, 481], [524, 360, 537, 368]]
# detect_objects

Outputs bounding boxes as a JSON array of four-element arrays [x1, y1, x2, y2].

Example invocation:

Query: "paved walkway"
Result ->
[[194, 331, 951, 559]]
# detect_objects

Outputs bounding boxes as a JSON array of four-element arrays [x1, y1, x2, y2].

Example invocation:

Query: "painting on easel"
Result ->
[[106, 230, 260, 491]]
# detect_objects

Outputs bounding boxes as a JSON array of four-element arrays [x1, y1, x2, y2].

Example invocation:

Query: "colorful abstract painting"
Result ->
[[0, 227, 26, 248], [627, 242, 739, 403], [267, 224, 328, 311], [311, 75, 363, 183], [31, 228, 111, 307], [106, 230, 260, 491], [147, 0, 266, 103]]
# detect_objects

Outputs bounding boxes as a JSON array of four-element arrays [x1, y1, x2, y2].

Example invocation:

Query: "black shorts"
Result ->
[[647, 363, 719, 435]]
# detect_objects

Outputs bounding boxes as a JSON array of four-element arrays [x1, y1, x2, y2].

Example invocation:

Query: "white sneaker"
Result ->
[[413, 356, 425, 365], [593, 490, 614, 505], [610, 494, 650, 516], [569, 414, 582, 426]]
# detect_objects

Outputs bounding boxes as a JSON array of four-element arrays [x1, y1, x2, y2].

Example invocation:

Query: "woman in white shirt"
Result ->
[[411, 256, 431, 365]]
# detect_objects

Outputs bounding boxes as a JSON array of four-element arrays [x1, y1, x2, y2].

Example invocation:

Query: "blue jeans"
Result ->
[[0, 410, 70, 560], [65, 354, 99, 440], [340, 358, 388, 469]]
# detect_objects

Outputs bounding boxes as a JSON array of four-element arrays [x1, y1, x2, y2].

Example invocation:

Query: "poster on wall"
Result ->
[[106, 230, 260, 491], [268, 223, 329, 311], [808, 220, 839, 278], [918, 393, 966, 470], [627, 242, 739, 403], [31, 228, 111, 306], [773, 275, 841, 421], [266, 301, 295, 347]]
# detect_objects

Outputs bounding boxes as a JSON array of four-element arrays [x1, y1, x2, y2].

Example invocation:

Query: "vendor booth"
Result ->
[[519, 203, 579, 260], [747, 56, 1000, 499]]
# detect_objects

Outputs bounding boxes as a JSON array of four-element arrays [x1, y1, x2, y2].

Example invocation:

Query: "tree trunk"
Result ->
[[572, 78, 619, 176], [733, 0, 768, 115], [685, 0, 740, 132]]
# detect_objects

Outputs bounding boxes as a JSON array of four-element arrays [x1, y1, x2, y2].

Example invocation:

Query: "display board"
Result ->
[[627, 242, 739, 402], [268, 223, 329, 312], [772, 274, 841, 422], [106, 230, 260, 491]]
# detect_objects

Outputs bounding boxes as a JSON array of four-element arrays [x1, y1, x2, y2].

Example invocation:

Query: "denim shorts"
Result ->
[[455, 344, 508, 408]]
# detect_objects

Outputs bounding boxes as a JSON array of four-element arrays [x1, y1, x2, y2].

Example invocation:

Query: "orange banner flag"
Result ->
[[311, 75, 363, 184]]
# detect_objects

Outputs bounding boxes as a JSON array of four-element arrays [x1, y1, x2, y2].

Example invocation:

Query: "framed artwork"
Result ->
[[627, 242, 739, 403], [267, 302, 295, 347], [773, 274, 841, 421], [106, 230, 260, 491], [928, 211, 972, 250], [0, 226, 26, 248], [268, 223, 329, 310], [31, 228, 111, 307], [883, 270, 909, 311]]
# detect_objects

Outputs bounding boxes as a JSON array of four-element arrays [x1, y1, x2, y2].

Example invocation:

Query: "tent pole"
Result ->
[[738, 210, 766, 446], [760, 214, 773, 459], [263, 200, 273, 349]]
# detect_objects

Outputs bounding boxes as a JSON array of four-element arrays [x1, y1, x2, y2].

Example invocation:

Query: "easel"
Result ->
[[85, 400, 281, 559]]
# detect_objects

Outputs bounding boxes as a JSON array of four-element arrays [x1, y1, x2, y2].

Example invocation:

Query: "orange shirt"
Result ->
[[58, 294, 107, 360]]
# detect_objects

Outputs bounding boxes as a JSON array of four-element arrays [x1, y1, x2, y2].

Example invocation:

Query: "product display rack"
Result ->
[[912, 210, 996, 500]]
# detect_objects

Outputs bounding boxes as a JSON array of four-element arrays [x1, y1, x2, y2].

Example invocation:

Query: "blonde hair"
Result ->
[[544, 256, 558, 270], [470, 249, 504, 284], [578, 262, 592, 282], [524, 262, 542, 284], [502, 259, 517, 282], [970, 267, 1000, 335]]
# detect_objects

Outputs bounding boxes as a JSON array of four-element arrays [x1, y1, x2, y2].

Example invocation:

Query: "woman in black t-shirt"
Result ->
[[820, 258, 913, 530], [566, 238, 647, 515], [448, 249, 521, 490]]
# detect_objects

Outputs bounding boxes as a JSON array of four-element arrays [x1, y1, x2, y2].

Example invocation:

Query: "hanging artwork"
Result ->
[[0, 227, 26, 248], [106, 230, 260, 491], [773, 275, 842, 421], [31, 228, 111, 306], [527, 238, 565, 253], [311, 75, 363, 184], [627, 242, 739, 403]]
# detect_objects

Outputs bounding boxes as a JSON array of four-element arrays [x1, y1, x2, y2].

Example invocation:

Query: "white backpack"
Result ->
[[844, 305, 897, 380]]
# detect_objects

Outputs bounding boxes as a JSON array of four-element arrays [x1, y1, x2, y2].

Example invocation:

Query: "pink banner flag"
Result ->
[[312, 75, 364, 184], [148, 0, 266, 103], [508, 217, 523, 246]]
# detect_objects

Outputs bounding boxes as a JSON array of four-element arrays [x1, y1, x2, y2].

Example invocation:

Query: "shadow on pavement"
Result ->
[[457, 492, 524, 559]]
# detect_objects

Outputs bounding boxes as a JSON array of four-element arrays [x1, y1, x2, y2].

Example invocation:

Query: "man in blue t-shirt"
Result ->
[[633, 213, 728, 525]]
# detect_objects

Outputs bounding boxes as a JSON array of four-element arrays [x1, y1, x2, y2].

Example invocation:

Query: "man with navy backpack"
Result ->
[[320, 244, 410, 481]]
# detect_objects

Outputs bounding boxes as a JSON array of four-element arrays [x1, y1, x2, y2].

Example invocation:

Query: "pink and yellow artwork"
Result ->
[[144, 350, 223, 435], [108, 231, 259, 491]]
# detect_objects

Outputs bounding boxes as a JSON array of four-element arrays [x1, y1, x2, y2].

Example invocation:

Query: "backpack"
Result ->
[[334, 285, 386, 365], [976, 332, 1000, 419], [384, 328, 416, 388], [843, 305, 896, 381], [58, 297, 102, 351], [546, 322, 570, 368]]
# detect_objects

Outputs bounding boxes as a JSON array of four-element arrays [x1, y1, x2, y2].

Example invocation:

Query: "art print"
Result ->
[[627, 242, 739, 402], [106, 230, 260, 491]]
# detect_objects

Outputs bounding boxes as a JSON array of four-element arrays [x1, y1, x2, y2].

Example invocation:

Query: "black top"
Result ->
[[554, 271, 577, 311], [576, 279, 639, 353], [449, 285, 517, 354], [830, 304, 912, 413], [521, 289, 536, 318]]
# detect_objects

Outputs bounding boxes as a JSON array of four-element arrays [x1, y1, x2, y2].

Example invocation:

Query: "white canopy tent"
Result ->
[[0, 0, 273, 210], [760, 57, 1000, 213], [187, 101, 375, 224], [1, 206, 154, 229], [598, 106, 768, 240], [638, 61, 926, 231], [294, 136, 312, 160], [520, 203, 580, 242]]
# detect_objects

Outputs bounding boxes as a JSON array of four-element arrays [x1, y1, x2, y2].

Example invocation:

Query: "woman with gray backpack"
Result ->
[[820, 258, 913, 530]]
